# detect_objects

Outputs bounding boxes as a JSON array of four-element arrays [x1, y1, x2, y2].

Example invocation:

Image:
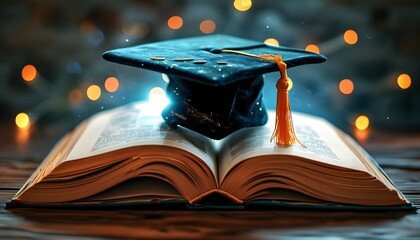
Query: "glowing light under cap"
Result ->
[[147, 87, 169, 114], [149, 87, 166, 101]]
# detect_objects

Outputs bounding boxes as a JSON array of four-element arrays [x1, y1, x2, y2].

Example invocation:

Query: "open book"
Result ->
[[7, 102, 414, 210]]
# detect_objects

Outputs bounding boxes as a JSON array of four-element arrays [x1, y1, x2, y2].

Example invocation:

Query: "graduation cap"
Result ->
[[103, 34, 326, 145]]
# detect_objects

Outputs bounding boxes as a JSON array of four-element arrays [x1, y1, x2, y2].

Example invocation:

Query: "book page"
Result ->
[[64, 102, 217, 176], [81, 177, 183, 202], [218, 112, 369, 182]]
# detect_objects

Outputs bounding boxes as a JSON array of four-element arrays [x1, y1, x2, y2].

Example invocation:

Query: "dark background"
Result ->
[[1, 0, 419, 143]]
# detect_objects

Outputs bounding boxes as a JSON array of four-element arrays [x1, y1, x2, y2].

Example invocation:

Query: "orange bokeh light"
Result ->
[[354, 128, 370, 143], [86, 85, 101, 101], [104, 77, 119, 93], [68, 89, 83, 105], [339, 79, 354, 95], [21, 65, 37, 82], [355, 115, 369, 131], [264, 38, 280, 46], [199, 20, 216, 34], [79, 21, 95, 36], [167, 16, 183, 30], [344, 29, 358, 45], [15, 112, 30, 129], [122, 22, 149, 38], [305, 44, 320, 54], [397, 73, 411, 89], [234, 0, 252, 12]]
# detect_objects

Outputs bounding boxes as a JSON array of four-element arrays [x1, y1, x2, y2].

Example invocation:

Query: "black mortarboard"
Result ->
[[103, 34, 326, 140]]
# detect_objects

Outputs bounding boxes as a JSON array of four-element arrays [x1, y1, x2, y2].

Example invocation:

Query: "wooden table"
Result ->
[[1, 123, 419, 239]]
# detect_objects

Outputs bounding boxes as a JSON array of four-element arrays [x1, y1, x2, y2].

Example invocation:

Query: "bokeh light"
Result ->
[[148, 87, 166, 101], [122, 22, 149, 38], [21, 64, 37, 82], [287, 78, 293, 91], [354, 128, 370, 143], [104, 77, 119, 93], [234, 0, 252, 12], [15, 112, 30, 128], [79, 21, 95, 36], [68, 89, 83, 105], [339, 79, 354, 95], [162, 73, 170, 83], [397, 73, 411, 89], [86, 85, 101, 101], [167, 16, 183, 30], [264, 38, 280, 46], [355, 115, 369, 131], [199, 20, 216, 34], [344, 29, 358, 45], [305, 44, 320, 54]]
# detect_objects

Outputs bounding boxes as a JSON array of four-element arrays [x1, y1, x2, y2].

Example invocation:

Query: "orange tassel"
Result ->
[[221, 50, 303, 147], [268, 56, 298, 146]]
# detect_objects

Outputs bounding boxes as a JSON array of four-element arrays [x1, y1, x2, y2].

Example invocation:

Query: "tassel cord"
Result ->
[[221, 49, 304, 147]]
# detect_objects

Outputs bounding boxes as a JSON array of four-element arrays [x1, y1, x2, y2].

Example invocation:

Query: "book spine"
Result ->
[[189, 189, 243, 205]]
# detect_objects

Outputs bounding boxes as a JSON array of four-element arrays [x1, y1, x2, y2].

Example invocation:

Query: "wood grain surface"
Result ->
[[0, 124, 419, 239]]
